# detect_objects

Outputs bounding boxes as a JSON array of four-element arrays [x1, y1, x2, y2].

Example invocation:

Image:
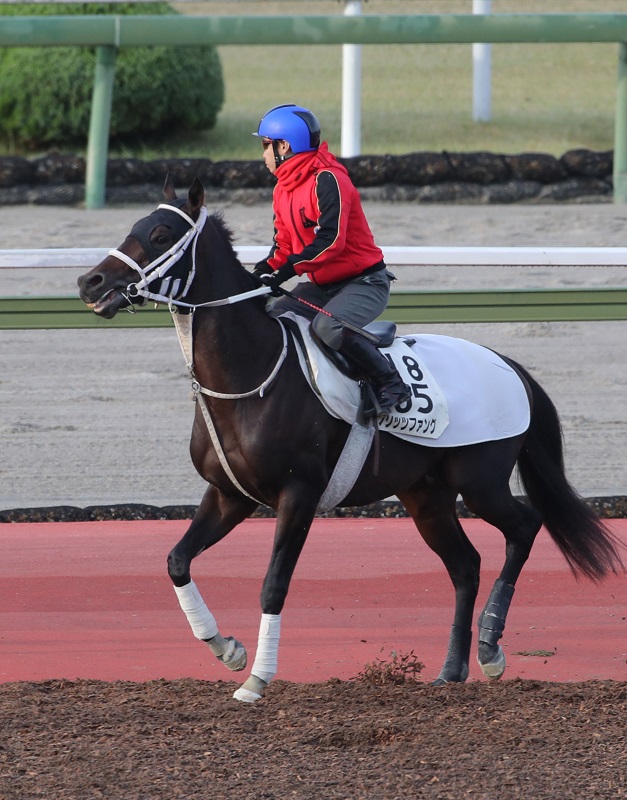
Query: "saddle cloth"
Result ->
[[284, 313, 530, 448]]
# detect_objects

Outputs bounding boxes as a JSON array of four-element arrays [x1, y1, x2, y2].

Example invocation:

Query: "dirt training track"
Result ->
[[2, 202, 627, 510], [1, 517, 625, 800], [1, 201, 627, 799]]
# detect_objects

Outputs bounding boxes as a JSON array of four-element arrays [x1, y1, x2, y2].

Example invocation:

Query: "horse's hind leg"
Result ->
[[167, 484, 258, 672], [399, 482, 481, 684], [455, 440, 543, 679]]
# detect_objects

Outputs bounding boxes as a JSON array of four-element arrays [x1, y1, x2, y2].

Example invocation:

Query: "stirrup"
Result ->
[[361, 382, 382, 419], [375, 381, 411, 415]]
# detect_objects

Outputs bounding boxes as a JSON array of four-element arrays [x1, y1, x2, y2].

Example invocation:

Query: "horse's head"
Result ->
[[77, 176, 205, 318]]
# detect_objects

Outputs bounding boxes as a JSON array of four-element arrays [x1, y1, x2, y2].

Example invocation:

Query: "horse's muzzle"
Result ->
[[77, 273, 133, 318]]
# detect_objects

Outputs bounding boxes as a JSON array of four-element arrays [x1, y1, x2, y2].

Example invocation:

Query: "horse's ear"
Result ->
[[188, 177, 205, 213], [163, 173, 177, 201]]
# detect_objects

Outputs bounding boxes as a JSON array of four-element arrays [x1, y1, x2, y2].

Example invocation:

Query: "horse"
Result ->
[[77, 177, 623, 702]]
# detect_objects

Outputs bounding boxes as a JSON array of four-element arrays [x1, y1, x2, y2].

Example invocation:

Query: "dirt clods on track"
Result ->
[[1, 677, 625, 799]]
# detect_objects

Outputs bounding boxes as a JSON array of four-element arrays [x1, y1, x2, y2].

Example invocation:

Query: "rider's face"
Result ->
[[262, 139, 290, 174]]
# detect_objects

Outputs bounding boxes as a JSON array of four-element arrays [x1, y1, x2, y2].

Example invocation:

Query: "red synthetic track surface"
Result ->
[[1, 518, 625, 685]]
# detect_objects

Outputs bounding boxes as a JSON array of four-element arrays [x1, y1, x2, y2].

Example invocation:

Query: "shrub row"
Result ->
[[0, 3, 224, 148]]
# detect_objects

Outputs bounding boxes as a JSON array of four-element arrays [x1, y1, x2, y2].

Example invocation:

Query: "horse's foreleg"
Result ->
[[233, 613, 282, 702], [233, 483, 319, 703], [172, 580, 248, 670], [167, 485, 257, 672]]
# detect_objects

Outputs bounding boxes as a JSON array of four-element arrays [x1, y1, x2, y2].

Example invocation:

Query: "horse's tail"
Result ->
[[512, 359, 624, 581]]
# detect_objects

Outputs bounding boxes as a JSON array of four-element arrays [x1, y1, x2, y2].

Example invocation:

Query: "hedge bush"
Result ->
[[0, 3, 224, 149]]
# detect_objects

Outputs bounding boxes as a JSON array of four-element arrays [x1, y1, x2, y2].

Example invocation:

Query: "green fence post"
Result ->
[[85, 45, 116, 210], [614, 42, 627, 203]]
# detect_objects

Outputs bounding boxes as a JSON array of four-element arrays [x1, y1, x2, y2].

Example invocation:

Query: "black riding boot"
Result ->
[[338, 331, 412, 416]]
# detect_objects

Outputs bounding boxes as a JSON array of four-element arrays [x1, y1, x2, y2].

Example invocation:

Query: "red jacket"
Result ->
[[266, 142, 384, 286]]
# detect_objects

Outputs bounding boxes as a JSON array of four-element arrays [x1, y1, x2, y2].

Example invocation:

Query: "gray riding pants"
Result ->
[[267, 267, 393, 350]]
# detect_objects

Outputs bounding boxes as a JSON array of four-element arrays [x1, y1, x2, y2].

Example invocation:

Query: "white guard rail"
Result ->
[[1, 246, 627, 269]]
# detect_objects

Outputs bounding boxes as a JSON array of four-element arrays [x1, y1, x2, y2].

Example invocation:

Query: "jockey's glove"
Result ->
[[252, 259, 273, 277], [260, 263, 296, 296]]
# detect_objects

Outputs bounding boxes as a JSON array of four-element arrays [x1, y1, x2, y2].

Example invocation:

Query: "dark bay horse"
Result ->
[[77, 178, 623, 702]]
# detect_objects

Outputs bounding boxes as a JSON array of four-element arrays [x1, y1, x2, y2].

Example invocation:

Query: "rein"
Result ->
[[107, 202, 288, 400]]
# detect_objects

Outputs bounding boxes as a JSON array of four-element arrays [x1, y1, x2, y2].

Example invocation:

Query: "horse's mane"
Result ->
[[206, 209, 262, 293], [166, 201, 235, 252], [207, 210, 236, 251]]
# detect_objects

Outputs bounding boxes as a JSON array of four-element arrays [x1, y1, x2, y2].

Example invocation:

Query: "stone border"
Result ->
[[0, 148, 613, 205], [2, 496, 626, 522]]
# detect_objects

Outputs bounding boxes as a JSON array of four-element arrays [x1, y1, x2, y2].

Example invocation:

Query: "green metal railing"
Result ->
[[2, 13, 626, 47], [387, 288, 627, 324], [1, 13, 627, 206], [3, 287, 627, 330]]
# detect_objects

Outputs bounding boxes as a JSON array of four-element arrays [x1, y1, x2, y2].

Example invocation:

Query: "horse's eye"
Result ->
[[153, 233, 171, 246]]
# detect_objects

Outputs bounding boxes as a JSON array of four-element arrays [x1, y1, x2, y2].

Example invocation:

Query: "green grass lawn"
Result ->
[[115, 0, 621, 161], [8, 0, 627, 160]]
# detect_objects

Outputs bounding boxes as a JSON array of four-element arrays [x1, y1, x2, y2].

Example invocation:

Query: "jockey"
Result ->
[[252, 103, 411, 417]]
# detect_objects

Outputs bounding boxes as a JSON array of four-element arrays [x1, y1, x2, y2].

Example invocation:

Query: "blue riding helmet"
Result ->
[[254, 104, 321, 153]]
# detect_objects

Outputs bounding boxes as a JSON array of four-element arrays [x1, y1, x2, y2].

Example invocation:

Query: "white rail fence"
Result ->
[[2, 246, 627, 269], [1, 246, 625, 328]]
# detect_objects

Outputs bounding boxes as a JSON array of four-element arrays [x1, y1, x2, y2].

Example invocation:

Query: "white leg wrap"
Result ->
[[173, 580, 219, 641], [250, 613, 281, 684]]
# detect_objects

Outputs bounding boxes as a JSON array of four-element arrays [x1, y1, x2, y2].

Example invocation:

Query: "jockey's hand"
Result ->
[[252, 259, 273, 278], [259, 263, 296, 296], [259, 272, 285, 297]]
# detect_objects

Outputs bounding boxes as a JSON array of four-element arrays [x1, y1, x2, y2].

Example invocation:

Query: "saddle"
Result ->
[[281, 312, 448, 439], [280, 313, 530, 450], [319, 320, 398, 380], [282, 317, 388, 423], [308, 320, 409, 420]]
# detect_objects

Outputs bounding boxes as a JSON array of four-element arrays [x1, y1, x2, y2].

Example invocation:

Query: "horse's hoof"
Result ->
[[432, 670, 468, 686], [233, 675, 267, 703], [478, 645, 506, 679], [217, 636, 247, 672], [233, 686, 262, 703], [434, 662, 469, 685]]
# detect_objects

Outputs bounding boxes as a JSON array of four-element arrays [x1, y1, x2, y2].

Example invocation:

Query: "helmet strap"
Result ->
[[272, 140, 292, 167]]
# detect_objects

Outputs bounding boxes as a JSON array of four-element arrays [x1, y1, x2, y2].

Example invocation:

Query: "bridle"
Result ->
[[108, 204, 208, 307], [108, 203, 272, 311], [106, 201, 288, 392]]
